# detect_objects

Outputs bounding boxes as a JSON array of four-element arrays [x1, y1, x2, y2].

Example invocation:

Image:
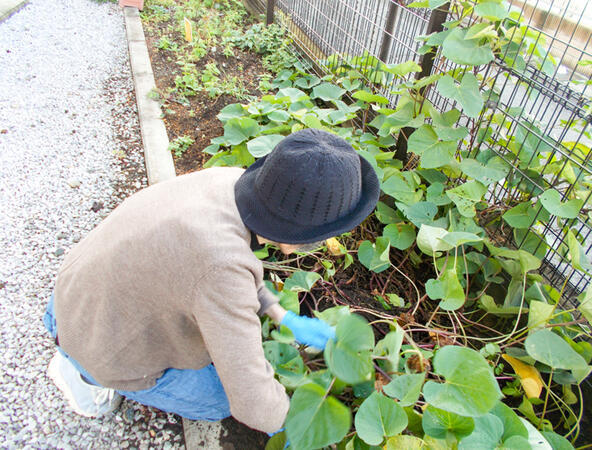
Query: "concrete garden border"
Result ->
[[123, 6, 175, 186], [0, 0, 28, 22]]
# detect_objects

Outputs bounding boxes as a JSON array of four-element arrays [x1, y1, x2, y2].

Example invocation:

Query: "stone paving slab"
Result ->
[[0, 0, 28, 22], [183, 419, 225, 449]]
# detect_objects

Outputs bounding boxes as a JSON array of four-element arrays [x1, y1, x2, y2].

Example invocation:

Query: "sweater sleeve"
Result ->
[[192, 258, 290, 433], [257, 285, 280, 316]]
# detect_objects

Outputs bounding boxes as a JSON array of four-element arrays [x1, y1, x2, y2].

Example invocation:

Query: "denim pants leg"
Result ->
[[43, 294, 231, 421], [43, 293, 99, 384]]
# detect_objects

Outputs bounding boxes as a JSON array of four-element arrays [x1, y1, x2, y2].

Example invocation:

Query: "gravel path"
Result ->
[[0, 0, 184, 447]]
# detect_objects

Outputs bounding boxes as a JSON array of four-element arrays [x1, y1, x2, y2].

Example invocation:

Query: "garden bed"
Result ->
[[140, 0, 289, 174], [140, 1, 592, 449]]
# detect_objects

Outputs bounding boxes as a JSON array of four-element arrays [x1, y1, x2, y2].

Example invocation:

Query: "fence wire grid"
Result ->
[[255, 0, 592, 304]]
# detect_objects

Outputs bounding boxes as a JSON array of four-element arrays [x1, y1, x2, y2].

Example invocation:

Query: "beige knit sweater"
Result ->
[[54, 167, 289, 432]]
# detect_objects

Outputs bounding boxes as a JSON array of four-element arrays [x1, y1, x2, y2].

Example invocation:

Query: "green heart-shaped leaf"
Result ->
[[268, 109, 290, 123], [311, 82, 346, 102], [408, 125, 457, 169], [383, 373, 425, 406], [373, 327, 404, 373], [502, 202, 537, 228], [441, 28, 495, 66], [352, 90, 389, 105], [277, 87, 309, 103], [474, 1, 508, 20], [423, 346, 502, 416], [541, 431, 576, 450], [437, 73, 484, 118], [425, 268, 466, 310], [383, 223, 416, 250], [294, 75, 320, 89], [422, 405, 475, 440], [540, 189, 583, 219], [417, 224, 452, 256], [217, 103, 246, 122], [358, 237, 391, 273], [525, 330, 589, 373], [246, 134, 284, 157], [460, 157, 509, 185], [223, 117, 260, 145], [446, 181, 487, 217], [426, 182, 452, 206], [578, 286, 592, 326], [355, 391, 408, 446], [567, 230, 592, 273], [397, 202, 439, 227], [324, 314, 375, 384], [285, 383, 351, 449], [381, 173, 422, 204], [490, 402, 528, 442], [383, 60, 422, 77], [284, 271, 322, 292], [458, 414, 504, 450]]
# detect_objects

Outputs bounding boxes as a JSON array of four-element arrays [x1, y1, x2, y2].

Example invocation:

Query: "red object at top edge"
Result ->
[[119, 0, 144, 10]]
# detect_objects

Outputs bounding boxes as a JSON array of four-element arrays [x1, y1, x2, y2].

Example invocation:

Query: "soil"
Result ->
[[219, 417, 269, 449]]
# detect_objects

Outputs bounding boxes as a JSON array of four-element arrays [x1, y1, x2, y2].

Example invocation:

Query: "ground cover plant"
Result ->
[[142, 0, 592, 448]]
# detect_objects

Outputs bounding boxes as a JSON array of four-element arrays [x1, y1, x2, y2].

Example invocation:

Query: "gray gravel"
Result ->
[[0, 0, 184, 447]]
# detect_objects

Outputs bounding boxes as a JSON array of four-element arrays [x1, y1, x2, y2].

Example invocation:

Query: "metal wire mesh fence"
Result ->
[[261, 0, 592, 302], [468, 0, 592, 298]]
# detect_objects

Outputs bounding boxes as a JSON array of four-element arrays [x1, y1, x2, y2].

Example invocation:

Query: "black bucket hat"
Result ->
[[234, 128, 380, 244]]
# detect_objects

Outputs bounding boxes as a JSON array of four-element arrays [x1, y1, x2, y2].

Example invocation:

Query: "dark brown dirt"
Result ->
[[219, 417, 269, 449]]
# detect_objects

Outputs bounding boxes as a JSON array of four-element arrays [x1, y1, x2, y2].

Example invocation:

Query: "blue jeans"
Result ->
[[43, 294, 231, 421]]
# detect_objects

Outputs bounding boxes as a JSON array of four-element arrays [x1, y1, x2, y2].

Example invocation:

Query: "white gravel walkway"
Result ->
[[0, 0, 184, 447]]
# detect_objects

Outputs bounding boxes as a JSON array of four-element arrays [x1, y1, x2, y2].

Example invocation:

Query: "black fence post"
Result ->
[[395, 2, 451, 162], [266, 0, 275, 25], [379, 1, 399, 62]]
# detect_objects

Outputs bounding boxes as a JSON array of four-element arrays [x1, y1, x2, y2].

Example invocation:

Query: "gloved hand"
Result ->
[[280, 311, 335, 349]]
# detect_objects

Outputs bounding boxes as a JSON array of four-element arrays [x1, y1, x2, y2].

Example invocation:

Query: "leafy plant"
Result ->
[[200, 12, 590, 444], [225, 23, 298, 73], [144, 0, 592, 447], [156, 35, 178, 52], [168, 135, 194, 157]]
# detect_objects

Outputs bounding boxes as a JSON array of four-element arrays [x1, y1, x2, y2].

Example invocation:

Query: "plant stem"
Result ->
[[374, 362, 393, 382], [566, 383, 585, 441], [452, 311, 468, 346], [538, 368, 554, 429], [495, 272, 527, 345], [321, 378, 336, 403]]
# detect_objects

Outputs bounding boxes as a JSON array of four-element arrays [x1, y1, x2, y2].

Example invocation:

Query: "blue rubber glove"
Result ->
[[280, 311, 336, 349], [267, 428, 284, 437]]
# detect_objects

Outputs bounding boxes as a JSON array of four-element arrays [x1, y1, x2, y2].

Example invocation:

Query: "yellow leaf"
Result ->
[[502, 354, 543, 399], [270, 272, 284, 291], [184, 17, 193, 43], [326, 237, 344, 256]]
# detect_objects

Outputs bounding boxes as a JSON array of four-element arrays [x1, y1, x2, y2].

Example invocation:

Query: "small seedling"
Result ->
[[156, 36, 178, 51], [168, 135, 194, 157]]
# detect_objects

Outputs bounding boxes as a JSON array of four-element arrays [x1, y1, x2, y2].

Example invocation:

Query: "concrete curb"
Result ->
[[122, 6, 175, 185], [121, 7, 224, 448], [0, 0, 28, 22]]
